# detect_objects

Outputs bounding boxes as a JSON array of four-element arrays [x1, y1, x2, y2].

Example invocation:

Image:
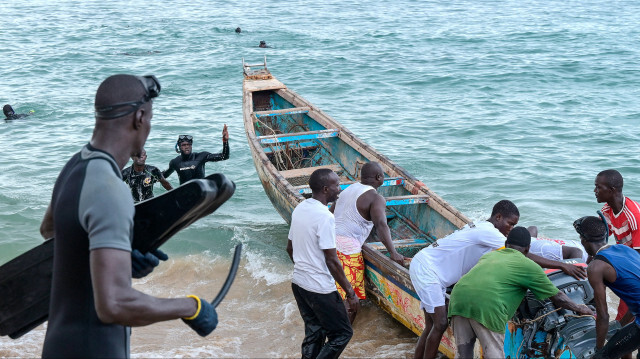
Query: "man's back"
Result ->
[[413, 221, 506, 287], [334, 182, 375, 253], [449, 249, 559, 333], [595, 245, 640, 324], [43, 145, 134, 358]]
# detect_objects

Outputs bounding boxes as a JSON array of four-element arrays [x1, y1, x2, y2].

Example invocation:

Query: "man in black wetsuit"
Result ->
[[163, 125, 230, 185], [39, 74, 218, 358], [122, 148, 173, 202], [3, 104, 32, 121]]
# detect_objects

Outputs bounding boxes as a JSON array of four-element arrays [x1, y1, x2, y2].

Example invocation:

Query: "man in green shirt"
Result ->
[[448, 226, 593, 358]]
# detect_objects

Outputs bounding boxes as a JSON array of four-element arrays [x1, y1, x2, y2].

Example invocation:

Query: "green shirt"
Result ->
[[448, 248, 559, 333]]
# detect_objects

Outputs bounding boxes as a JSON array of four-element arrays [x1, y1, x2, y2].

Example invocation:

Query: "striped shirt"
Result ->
[[601, 197, 640, 249]]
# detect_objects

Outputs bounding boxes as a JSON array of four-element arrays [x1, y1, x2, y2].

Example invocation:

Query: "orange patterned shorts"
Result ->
[[336, 250, 366, 300]]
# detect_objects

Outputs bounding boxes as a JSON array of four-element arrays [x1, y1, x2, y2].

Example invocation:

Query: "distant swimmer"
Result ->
[[3, 104, 33, 121], [235, 27, 241, 33], [163, 125, 230, 185], [39, 74, 218, 358], [122, 148, 173, 202], [259, 40, 270, 48]]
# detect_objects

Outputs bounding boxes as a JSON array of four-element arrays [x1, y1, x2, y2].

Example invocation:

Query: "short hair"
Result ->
[[309, 168, 335, 193], [506, 226, 531, 247], [597, 169, 623, 191], [490, 199, 519, 218], [576, 216, 608, 243], [95, 74, 147, 112], [361, 162, 382, 179]]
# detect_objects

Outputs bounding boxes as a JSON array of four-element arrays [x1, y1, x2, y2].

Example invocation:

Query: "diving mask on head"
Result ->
[[95, 75, 161, 120], [573, 210, 609, 242], [175, 135, 193, 153]]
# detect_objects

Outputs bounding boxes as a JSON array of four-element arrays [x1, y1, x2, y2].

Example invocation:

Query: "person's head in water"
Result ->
[[309, 168, 341, 204], [360, 162, 384, 189], [132, 149, 147, 168], [505, 226, 531, 254], [93, 74, 160, 161], [3, 105, 15, 118], [176, 135, 193, 156], [235, 27, 241, 33], [259, 41, 267, 48], [574, 214, 609, 257], [488, 199, 520, 237]]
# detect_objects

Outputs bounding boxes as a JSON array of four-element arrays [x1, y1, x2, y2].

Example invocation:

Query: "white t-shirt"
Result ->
[[412, 221, 506, 288], [289, 198, 337, 294], [530, 237, 588, 262]]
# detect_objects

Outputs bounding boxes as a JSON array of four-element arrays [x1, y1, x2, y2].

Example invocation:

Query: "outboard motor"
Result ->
[[512, 259, 621, 359]]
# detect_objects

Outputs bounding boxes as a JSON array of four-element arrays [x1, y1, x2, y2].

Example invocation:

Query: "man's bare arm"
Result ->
[[90, 248, 196, 327], [370, 194, 404, 265], [526, 252, 587, 280], [286, 239, 294, 263], [588, 261, 610, 349]]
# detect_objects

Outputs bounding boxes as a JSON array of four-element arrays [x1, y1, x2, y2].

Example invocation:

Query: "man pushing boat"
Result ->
[[408, 200, 588, 359], [330, 161, 406, 323]]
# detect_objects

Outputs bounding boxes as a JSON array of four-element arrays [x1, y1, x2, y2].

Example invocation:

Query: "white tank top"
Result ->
[[334, 182, 375, 254]]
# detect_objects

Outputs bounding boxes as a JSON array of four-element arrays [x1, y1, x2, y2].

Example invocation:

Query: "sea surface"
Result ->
[[1, 0, 639, 357]]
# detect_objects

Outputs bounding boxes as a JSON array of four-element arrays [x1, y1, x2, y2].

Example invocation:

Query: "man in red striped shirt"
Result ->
[[594, 169, 640, 330]]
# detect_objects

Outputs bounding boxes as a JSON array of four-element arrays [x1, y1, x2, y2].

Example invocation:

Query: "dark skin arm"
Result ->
[[90, 248, 197, 326], [549, 291, 594, 316], [159, 177, 173, 191], [324, 248, 360, 314], [526, 252, 587, 280], [40, 203, 54, 239], [369, 194, 405, 265], [561, 246, 584, 260], [286, 239, 294, 262], [588, 259, 615, 349]]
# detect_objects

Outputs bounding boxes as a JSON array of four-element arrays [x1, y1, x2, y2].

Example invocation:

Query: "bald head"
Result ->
[[361, 162, 384, 188], [95, 74, 148, 120]]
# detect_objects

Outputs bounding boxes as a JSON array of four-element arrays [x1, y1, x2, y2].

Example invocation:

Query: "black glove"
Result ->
[[182, 295, 218, 337], [131, 249, 168, 278]]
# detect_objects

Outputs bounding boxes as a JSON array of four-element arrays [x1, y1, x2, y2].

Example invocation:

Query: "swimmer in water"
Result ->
[[163, 125, 230, 185], [259, 40, 270, 48], [235, 27, 241, 33], [3, 104, 32, 121]]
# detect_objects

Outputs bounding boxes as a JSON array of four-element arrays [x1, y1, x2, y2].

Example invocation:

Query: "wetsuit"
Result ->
[[42, 144, 133, 358], [4, 113, 30, 121], [163, 141, 229, 185], [593, 245, 640, 358], [122, 164, 164, 202]]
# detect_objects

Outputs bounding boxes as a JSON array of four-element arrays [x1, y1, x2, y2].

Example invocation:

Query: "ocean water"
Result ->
[[1, 0, 639, 357]]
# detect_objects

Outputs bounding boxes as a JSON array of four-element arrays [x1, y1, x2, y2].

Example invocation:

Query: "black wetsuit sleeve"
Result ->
[[163, 160, 176, 178], [205, 141, 230, 162], [150, 166, 162, 180], [121, 168, 130, 185]]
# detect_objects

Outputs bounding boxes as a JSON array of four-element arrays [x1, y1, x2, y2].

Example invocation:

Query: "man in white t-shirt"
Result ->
[[527, 226, 589, 263], [286, 168, 359, 359], [409, 200, 588, 359]]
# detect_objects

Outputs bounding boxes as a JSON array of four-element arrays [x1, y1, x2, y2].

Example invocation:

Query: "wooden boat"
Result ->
[[241, 59, 609, 358], [242, 58, 469, 357]]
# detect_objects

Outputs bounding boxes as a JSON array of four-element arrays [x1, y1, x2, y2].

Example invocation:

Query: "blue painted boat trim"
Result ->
[[365, 260, 421, 300], [255, 108, 309, 118], [258, 130, 338, 144], [297, 177, 405, 194], [386, 197, 429, 206], [263, 141, 318, 153]]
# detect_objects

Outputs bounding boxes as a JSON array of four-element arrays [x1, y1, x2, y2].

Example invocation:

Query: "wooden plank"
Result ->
[[294, 177, 405, 194], [243, 78, 286, 92], [262, 141, 317, 154], [281, 164, 343, 179], [257, 129, 339, 144], [385, 195, 429, 206], [254, 106, 310, 118]]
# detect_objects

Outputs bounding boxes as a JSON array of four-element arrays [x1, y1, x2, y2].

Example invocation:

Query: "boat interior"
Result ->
[[250, 89, 461, 263]]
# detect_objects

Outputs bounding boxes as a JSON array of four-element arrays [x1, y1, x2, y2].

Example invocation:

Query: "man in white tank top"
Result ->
[[330, 162, 405, 323]]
